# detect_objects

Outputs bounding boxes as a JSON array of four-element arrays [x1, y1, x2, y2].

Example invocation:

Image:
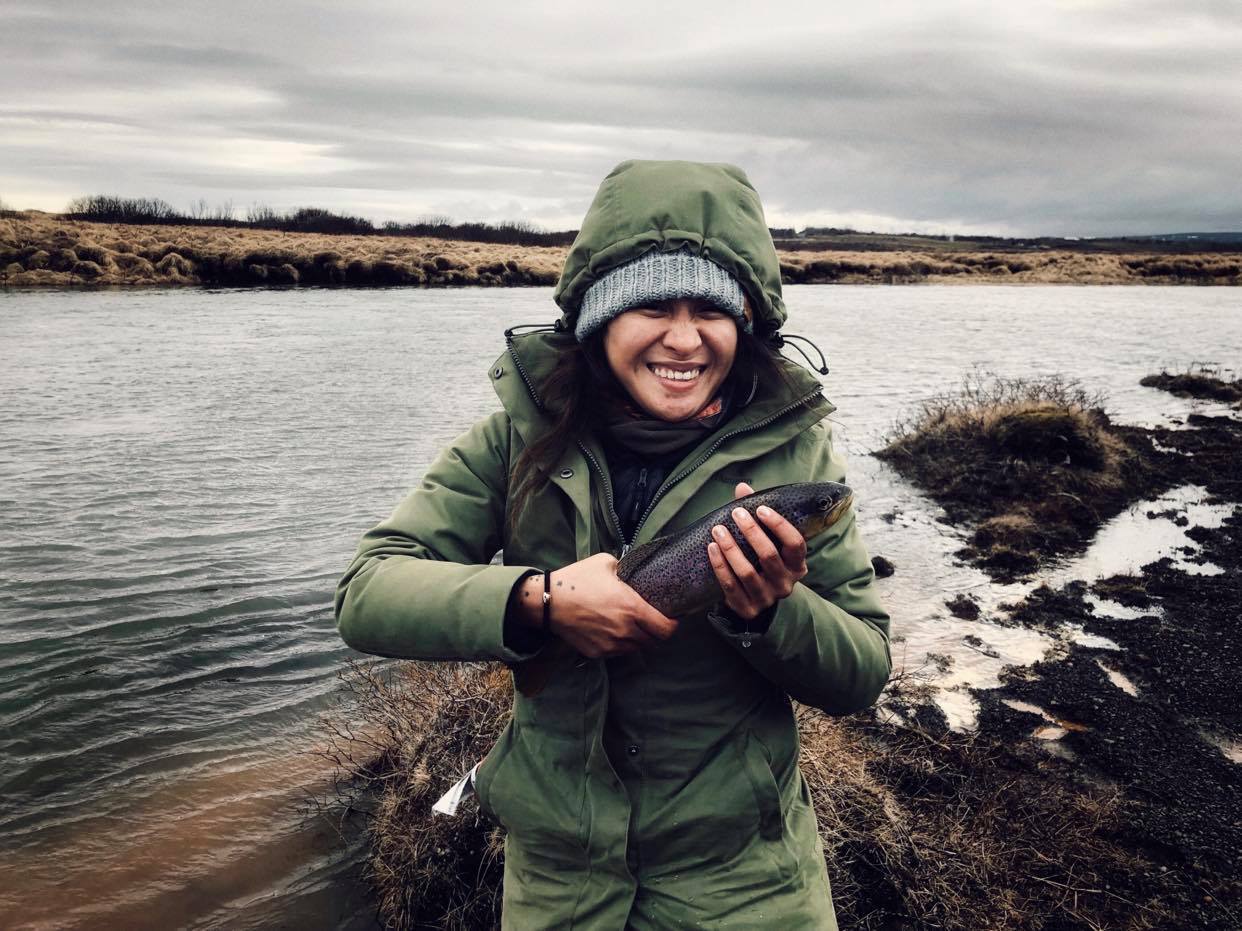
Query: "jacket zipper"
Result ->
[[628, 468, 649, 532]]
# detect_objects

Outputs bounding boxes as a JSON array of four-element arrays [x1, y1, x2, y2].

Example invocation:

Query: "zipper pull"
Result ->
[[628, 467, 648, 529], [621, 544, 632, 557]]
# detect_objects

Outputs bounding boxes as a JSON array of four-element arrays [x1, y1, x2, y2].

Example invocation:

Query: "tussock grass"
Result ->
[[779, 248, 1242, 285], [0, 213, 565, 288], [877, 373, 1160, 575], [323, 662, 1170, 930]]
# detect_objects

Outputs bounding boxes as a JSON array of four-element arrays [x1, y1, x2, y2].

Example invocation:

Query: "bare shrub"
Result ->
[[322, 662, 508, 930]]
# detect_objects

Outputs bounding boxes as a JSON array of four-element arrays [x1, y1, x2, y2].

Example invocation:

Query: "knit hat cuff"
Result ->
[[575, 248, 748, 341]]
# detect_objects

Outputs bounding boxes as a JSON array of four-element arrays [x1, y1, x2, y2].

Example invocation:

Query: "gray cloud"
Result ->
[[1, 0, 1239, 235]]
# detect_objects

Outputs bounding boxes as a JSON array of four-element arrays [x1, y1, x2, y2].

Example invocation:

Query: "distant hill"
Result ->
[[1124, 232, 1242, 244], [771, 229, 1242, 255]]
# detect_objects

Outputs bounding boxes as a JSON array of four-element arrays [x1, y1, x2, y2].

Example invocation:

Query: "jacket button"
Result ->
[[492, 366, 504, 378], [559, 468, 574, 479], [626, 744, 640, 756]]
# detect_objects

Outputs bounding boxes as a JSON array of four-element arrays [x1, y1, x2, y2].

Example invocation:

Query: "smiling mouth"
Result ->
[[648, 364, 705, 383]]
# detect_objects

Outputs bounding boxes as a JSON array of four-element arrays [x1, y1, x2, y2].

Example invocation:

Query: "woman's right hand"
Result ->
[[514, 553, 678, 658]]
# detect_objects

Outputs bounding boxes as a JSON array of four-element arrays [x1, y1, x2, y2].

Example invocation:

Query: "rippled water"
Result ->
[[1, 284, 1239, 927]]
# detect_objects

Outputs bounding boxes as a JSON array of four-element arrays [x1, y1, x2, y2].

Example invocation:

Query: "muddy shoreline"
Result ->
[[905, 402, 1242, 929]]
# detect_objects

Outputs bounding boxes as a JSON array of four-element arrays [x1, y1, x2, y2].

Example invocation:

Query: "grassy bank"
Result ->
[[3, 213, 1241, 288]]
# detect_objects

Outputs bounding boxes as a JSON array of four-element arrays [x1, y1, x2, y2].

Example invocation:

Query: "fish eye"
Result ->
[[817, 497, 831, 511]]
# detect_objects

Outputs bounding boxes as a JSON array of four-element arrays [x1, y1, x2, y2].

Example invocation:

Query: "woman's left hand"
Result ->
[[706, 482, 808, 620]]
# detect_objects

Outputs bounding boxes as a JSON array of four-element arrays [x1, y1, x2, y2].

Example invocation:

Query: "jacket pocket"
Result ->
[[734, 729, 783, 842], [476, 725, 588, 862], [736, 729, 800, 881], [473, 723, 515, 824]]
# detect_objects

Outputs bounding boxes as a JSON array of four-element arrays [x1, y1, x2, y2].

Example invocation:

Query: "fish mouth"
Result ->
[[827, 492, 854, 525]]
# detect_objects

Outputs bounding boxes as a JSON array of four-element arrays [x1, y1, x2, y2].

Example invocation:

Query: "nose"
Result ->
[[662, 311, 702, 354]]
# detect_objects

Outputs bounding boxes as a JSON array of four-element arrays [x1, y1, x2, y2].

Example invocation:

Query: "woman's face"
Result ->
[[603, 298, 739, 422]]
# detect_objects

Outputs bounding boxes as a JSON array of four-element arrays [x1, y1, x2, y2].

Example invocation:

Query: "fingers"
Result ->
[[632, 601, 679, 641], [754, 504, 808, 574], [710, 523, 767, 603], [731, 506, 783, 576], [707, 539, 755, 616], [733, 481, 755, 500]]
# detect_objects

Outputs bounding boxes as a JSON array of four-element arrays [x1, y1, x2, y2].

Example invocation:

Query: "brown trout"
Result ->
[[514, 481, 853, 697]]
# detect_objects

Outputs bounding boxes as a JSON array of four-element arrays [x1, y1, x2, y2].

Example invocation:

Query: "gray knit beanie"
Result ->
[[574, 247, 749, 342]]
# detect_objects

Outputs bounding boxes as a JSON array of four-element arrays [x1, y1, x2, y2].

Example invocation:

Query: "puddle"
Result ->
[[1097, 660, 1139, 696], [1084, 594, 1157, 620], [1199, 729, 1242, 765], [934, 688, 984, 731], [1001, 699, 1090, 742], [1045, 485, 1232, 583], [863, 447, 1230, 733], [1065, 626, 1122, 651], [1034, 725, 1068, 740], [1002, 698, 1049, 717]]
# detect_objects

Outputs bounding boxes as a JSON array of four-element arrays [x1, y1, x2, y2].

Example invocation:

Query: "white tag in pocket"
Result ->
[[431, 762, 481, 817]]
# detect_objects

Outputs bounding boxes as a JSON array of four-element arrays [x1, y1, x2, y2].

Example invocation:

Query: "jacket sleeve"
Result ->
[[334, 411, 543, 663], [707, 422, 892, 715]]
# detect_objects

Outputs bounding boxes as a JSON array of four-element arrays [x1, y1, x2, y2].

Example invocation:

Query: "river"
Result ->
[[1, 284, 1238, 928]]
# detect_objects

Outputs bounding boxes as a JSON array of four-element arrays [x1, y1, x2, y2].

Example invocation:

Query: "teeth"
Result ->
[[651, 366, 702, 382]]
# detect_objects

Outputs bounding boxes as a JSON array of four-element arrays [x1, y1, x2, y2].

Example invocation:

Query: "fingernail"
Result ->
[[732, 507, 749, 522], [757, 506, 772, 518], [712, 525, 726, 540]]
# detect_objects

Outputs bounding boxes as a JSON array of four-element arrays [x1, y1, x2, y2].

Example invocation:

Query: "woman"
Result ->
[[335, 159, 891, 929]]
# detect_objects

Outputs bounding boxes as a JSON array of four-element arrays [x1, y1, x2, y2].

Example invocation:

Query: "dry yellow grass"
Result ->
[[0, 214, 565, 288], [2, 213, 1238, 287]]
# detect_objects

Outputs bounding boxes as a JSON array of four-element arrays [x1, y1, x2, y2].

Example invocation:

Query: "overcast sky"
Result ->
[[3, 0, 1240, 236]]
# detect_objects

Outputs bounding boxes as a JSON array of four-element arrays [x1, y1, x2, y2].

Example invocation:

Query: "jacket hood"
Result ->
[[554, 160, 787, 337]]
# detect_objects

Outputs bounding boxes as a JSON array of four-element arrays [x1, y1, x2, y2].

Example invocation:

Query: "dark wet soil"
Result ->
[[957, 409, 1242, 930], [1140, 371, 1242, 404]]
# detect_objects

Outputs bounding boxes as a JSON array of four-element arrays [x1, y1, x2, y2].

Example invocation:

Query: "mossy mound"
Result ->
[[1141, 368, 1242, 404], [876, 374, 1170, 577]]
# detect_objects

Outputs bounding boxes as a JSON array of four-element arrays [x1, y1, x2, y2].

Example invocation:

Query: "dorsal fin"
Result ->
[[617, 535, 671, 582]]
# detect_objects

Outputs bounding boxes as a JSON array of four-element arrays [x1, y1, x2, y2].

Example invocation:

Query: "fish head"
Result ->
[[758, 481, 854, 540]]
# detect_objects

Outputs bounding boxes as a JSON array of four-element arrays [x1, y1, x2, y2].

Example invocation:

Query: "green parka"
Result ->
[[336, 160, 891, 929]]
